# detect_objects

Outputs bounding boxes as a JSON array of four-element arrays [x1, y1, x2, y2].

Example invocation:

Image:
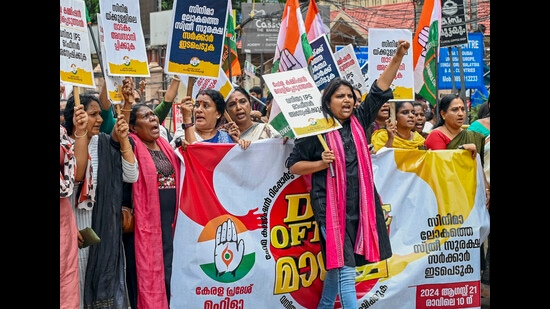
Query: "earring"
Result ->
[[217, 116, 220, 119]]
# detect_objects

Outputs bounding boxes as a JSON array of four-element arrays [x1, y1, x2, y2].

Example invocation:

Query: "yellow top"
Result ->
[[371, 129, 426, 152]]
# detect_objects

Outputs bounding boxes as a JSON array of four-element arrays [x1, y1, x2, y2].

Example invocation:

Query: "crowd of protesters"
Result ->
[[60, 41, 489, 308]]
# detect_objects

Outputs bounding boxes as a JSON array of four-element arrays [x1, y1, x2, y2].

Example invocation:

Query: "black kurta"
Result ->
[[286, 81, 393, 267]]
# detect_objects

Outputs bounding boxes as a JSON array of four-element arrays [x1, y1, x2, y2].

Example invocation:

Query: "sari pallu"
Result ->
[[83, 133, 130, 309], [447, 130, 486, 165]]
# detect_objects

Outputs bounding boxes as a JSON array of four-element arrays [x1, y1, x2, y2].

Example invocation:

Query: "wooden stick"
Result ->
[[317, 134, 329, 150], [73, 87, 81, 106], [186, 76, 195, 97], [186, 76, 196, 125], [389, 101, 396, 125], [224, 110, 233, 123]]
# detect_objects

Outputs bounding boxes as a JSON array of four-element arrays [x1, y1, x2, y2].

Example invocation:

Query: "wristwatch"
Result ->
[[458, 145, 465, 149], [182, 122, 194, 129]]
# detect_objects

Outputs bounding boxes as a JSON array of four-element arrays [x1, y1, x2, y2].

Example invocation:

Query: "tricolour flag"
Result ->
[[271, 0, 313, 73], [269, 0, 314, 136], [304, 0, 328, 42], [222, 1, 241, 78], [412, 0, 441, 107]]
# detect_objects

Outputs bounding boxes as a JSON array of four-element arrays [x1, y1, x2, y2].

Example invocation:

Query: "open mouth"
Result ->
[[235, 112, 247, 121], [342, 105, 352, 112]]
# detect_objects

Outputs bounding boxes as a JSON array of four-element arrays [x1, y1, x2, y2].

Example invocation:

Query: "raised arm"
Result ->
[[119, 77, 137, 124], [72, 105, 90, 182], [154, 76, 181, 123], [98, 83, 116, 134]]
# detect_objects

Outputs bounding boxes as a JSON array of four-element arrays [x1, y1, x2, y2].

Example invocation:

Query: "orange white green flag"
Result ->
[[304, 0, 328, 42], [412, 0, 441, 107], [269, 0, 314, 138]]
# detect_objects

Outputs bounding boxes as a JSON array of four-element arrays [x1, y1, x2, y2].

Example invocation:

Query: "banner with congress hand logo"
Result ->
[[171, 141, 489, 309]]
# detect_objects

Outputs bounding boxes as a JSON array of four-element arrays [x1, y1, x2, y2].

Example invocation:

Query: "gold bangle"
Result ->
[[121, 108, 132, 112], [74, 130, 88, 138], [120, 147, 132, 153]]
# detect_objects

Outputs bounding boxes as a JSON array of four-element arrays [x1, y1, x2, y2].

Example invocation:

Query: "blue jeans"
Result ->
[[318, 226, 357, 309]]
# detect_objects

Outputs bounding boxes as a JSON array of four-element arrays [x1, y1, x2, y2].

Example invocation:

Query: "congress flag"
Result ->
[[269, 0, 314, 137], [413, 0, 441, 107], [304, 0, 328, 42], [271, 0, 313, 73]]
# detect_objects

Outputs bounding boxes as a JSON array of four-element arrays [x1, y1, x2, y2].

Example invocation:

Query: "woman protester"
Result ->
[[171, 89, 249, 149], [424, 93, 485, 163], [124, 102, 182, 309], [467, 96, 490, 297], [424, 93, 490, 298], [60, 98, 89, 309], [365, 101, 390, 144], [468, 97, 490, 139], [424, 93, 489, 206], [62, 91, 138, 309], [370, 101, 426, 152], [225, 86, 283, 141], [285, 40, 410, 308], [412, 101, 429, 138]]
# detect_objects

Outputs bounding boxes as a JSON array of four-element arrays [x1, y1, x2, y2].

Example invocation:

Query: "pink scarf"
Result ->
[[130, 133, 181, 309], [324, 115, 380, 269]]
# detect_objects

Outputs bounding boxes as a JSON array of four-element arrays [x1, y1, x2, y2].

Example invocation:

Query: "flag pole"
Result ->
[[84, 7, 105, 79]]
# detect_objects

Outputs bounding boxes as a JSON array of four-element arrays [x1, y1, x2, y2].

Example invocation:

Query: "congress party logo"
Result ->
[[197, 216, 255, 283], [190, 57, 200, 67]]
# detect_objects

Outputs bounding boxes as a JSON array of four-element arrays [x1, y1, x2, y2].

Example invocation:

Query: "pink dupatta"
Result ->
[[324, 115, 380, 269], [130, 133, 181, 309]]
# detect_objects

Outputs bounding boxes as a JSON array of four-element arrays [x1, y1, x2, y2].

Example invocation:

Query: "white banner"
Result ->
[[171, 143, 490, 308]]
